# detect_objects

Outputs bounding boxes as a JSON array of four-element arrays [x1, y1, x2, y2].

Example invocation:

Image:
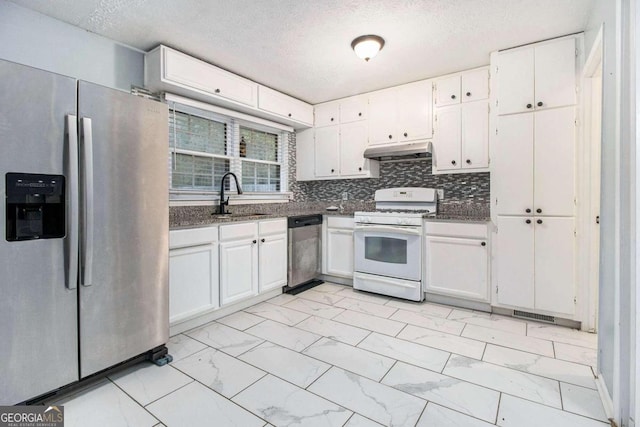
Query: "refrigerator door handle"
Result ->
[[81, 117, 94, 287], [66, 115, 79, 290]]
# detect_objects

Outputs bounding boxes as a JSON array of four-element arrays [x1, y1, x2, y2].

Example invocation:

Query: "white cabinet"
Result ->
[[495, 216, 575, 315], [258, 85, 314, 126], [340, 97, 367, 123], [169, 227, 219, 324], [219, 219, 287, 306], [323, 216, 354, 278], [368, 80, 433, 145], [494, 107, 575, 216], [435, 68, 489, 107], [315, 102, 339, 127], [497, 37, 576, 115], [315, 127, 340, 177], [295, 129, 315, 181], [424, 222, 489, 302], [219, 222, 259, 305]]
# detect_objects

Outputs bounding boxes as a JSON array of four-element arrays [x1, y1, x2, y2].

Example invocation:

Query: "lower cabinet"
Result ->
[[169, 227, 219, 323], [495, 215, 575, 316], [219, 218, 287, 306], [323, 216, 354, 278], [424, 221, 490, 302]]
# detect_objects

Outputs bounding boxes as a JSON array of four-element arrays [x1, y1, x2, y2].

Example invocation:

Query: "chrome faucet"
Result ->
[[218, 172, 243, 214]]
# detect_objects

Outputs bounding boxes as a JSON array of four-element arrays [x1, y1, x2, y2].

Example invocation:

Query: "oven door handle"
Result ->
[[354, 224, 422, 236]]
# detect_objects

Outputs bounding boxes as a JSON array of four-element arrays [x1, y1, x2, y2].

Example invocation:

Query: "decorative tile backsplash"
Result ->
[[288, 133, 490, 212]]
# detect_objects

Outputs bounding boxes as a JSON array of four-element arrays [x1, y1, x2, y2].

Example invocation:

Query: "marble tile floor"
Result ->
[[54, 282, 606, 427]]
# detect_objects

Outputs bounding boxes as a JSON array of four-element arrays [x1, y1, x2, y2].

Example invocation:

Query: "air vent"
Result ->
[[513, 310, 555, 323]]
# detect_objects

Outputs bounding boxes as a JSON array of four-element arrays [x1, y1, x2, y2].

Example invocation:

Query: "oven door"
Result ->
[[353, 224, 422, 281]]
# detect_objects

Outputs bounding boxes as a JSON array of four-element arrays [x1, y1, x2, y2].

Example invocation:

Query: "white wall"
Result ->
[[0, 0, 144, 91]]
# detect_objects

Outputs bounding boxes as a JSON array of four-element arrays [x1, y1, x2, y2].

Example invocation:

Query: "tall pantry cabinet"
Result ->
[[492, 36, 579, 317]]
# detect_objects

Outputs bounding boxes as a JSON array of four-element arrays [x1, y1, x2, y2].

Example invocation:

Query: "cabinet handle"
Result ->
[[252, 239, 257, 244], [466, 159, 471, 164], [481, 242, 486, 246], [451, 94, 456, 99], [358, 167, 362, 171], [358, 112, 362, 116], [261, 238, 265, 243], [215, 88, 221, 94], [288, 113, 292, 117], [466, 92, 471, 97], [537, 101, 543, 107], [388, 134, 393, 139], [526, 103, 533, 109], [525, 208, 531, 213], [526, 219, 532, 224], [330, 117, 334, 121], [536, 208, 542, 213], [403, 132, 408, 137], [331, 168, 335, 173], [537, 219, 543, 224], [451, 160, 456, 165]]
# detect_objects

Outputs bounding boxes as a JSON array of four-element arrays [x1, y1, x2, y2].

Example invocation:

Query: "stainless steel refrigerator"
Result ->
[[0, 59, 169, 405]]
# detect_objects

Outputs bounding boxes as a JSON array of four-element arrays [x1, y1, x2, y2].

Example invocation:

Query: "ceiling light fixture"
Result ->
[[351, 35, 385, 62]]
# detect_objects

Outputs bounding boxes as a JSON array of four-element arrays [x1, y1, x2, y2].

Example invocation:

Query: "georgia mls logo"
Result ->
[[0, 405, 64, 427]]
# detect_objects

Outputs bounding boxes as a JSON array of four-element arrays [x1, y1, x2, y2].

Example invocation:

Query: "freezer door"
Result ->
[[0, 60, 79, 404], [77, 81, 169, 377]]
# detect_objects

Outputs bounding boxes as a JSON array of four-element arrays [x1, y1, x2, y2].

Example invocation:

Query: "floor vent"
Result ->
[[513, 310, 555, 323]]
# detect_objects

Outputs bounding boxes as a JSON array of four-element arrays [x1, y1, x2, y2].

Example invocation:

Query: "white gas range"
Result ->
[[353, 187, 437, 302]]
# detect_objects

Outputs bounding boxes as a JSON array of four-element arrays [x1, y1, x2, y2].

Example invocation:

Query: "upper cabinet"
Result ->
[[144, 45, 313, 128], [257, 85, 314, 126], [434, 68, 489, 107], [496, 37, 576, 115], [368, 80, 433, 145]]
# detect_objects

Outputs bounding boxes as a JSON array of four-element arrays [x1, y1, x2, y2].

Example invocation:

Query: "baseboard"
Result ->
[[425, 293, 492, 312], [317, 274, 353, 287], [595, 373, 615, 423]]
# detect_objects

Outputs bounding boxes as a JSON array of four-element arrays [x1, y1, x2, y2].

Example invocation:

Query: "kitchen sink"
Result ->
[[211, 212, 270, 219]]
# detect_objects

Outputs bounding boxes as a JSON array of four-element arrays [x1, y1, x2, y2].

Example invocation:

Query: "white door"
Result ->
[[314, 126, 340, 177], [340, 97, 367, 123], [397, 80, 433, 142], [368, 90, 397, 144], [314, 102, 339, 127], [295, 129, 315, 181], [326, 228, 354, 278], [497, 47, 535, 115], [169, 244, 218, 323], [259, 233, 287, 292], [434, 105, 461, 171], [435, 75, 460, 107], [462, 68, 489, 102], [534, 217, 575, 315], [461, 101, 489, 169], [425, 236, 489, 301], [494, 113, 534, 215], [340, 122, 368, 176], [534, 107, 575, 216], [220, 239, 258, 305], [495, 216, 534, 309], [534, 38, 576, 110]]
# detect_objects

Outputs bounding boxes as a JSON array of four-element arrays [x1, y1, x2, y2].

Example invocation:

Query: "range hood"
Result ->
[[363, 141, 432, 161]]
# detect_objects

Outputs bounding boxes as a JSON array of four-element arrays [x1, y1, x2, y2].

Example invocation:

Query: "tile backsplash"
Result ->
[[288, 133, 490, 211]]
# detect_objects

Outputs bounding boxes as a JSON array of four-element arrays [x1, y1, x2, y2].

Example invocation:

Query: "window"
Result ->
[[168, 101, 289, 200]]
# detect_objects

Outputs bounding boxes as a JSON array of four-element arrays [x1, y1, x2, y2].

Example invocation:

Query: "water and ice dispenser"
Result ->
[[5, 173, 65, 241]]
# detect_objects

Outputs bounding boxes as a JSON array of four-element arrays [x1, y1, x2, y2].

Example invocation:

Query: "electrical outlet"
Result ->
[[342, 192, 349, 201], [437, 189, 444, 200]]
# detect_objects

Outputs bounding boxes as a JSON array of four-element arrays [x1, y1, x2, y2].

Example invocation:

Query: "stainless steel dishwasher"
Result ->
[[284, 214, 324, 294]]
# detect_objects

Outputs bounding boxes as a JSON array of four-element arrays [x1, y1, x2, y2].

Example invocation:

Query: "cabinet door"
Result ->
[[495, 216, 534, 309], [169, 244, 218, 323], [326, 228, 354, 277], [397, 80, 433, 141], [494, 113, 534, 215], [497, 47, 534, 115], [534, 107, 575, 216], [434, 105, 461, 171], [258, 85, 313, 125], [220, 239, 258, 305], [368, 90, 397, 144], [425, 236, 489, 301], [461, 101, 489, 169], [314, 127, 340, 177], [340, 122, 368, 176], [340, 97, 367, 123], [462, 68, 489, 102], [534, 38, 576, 110], [435, 75, 460, 107], [296, 129, 315, 181], [315, 102, 339, 127], [259, 233, 287, 292], [534, 217, 575, 315]]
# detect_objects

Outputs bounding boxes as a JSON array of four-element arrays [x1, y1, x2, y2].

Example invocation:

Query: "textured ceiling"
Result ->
[[10, 0, 594, 104]]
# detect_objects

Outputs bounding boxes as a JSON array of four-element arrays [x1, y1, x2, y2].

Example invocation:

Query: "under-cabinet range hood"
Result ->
[[363, 141, 432, 161]]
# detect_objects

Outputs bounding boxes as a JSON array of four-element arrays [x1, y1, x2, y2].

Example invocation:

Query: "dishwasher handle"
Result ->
[[288, 214, 323, 228]]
